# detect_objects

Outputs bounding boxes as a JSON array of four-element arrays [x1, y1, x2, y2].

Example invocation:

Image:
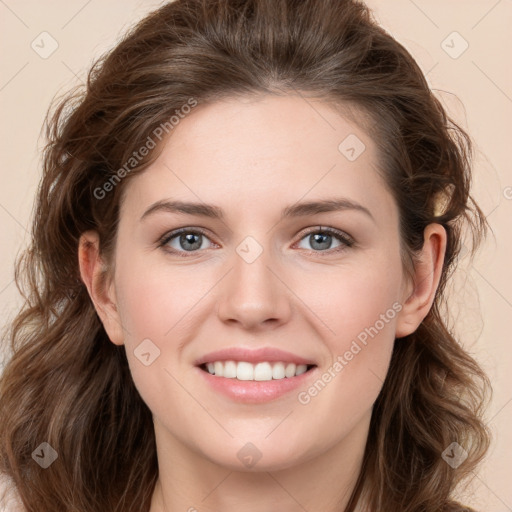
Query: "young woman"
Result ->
[[0, 0, 491, 511]]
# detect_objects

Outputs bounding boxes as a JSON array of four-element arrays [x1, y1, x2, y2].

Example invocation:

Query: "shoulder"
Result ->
[[0, 473, 25, 512]]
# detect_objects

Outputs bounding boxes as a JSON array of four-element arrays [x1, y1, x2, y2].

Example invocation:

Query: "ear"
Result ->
[[78, 230, 125, 346], [395, 223, 447, 338]]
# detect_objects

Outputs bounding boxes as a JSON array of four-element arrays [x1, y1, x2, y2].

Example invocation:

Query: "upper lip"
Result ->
[[194, 347, 317, 366]]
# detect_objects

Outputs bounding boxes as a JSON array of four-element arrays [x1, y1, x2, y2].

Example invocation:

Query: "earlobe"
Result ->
[[78, 230, 125, 346], [395, 224, 447, 338]]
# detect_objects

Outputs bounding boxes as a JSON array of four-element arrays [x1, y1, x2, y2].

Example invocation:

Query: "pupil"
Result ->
[[181, 233, 201, 251], [311, 233, 331, 250]]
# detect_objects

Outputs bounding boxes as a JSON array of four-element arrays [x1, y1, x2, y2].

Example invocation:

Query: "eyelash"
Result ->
[[157, 226, 355, 257]]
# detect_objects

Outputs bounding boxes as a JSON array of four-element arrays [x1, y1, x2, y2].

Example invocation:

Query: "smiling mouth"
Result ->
[[199, 361, 317, 381]]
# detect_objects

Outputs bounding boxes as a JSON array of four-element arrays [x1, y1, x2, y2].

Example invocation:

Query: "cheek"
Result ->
[[112, 269, 194, 424], [294, 253, 402, 411], [297, 252, 403, 348], [114, 258, 201, 344], [295, 299, 398, 445]]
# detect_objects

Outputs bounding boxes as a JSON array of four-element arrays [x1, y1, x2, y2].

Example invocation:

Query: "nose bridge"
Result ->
[[216, 234, 291, 328]]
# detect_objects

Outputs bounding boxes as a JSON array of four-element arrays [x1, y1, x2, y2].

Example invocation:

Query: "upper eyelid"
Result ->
[[296, 226, 353, 242]]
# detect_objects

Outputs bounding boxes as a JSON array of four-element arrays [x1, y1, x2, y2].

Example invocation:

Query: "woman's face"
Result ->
[[102, 94, 413, 471]]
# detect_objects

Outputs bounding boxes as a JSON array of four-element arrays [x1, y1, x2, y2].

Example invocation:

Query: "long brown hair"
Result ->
[[0, 0, 491, 510]]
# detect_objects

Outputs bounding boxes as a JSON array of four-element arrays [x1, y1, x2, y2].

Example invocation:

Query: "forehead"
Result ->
[[120, 94, 397, 225]]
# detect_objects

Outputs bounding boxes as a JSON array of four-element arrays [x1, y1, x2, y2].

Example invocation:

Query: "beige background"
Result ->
[[0, 1, 510, 510]]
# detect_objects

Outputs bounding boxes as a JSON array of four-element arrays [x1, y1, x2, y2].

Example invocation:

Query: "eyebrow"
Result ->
[[140, 198, 374, 222]]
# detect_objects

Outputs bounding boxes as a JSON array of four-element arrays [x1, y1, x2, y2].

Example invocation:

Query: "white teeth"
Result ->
[[254, 362, 273, 381], [237, 361, 254, 381], [272, 362, 285, 379], [295, 364, 308, 375], [214, 361, 223, 377], [223, 360, 237, 378], [204, 360, 311, 380], [285, 363, 296, 378]]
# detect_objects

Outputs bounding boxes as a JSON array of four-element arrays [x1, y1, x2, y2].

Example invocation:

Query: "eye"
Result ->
[[295, 226, 354, 254], [158, 226, 354, 257], [158, 228, 215, 255]]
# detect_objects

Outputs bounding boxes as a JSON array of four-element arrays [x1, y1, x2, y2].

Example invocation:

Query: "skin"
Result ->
[[79, 93, 446, 512]]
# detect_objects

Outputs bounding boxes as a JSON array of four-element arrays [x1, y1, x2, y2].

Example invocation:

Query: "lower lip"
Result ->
[[195, 366, 318, 403]]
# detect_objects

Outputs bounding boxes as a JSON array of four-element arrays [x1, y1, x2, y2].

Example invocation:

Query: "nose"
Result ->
[[216, 240, 292, 331]]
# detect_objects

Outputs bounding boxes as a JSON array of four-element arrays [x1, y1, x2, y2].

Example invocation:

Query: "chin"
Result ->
[[201, 439, 313, 473]]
